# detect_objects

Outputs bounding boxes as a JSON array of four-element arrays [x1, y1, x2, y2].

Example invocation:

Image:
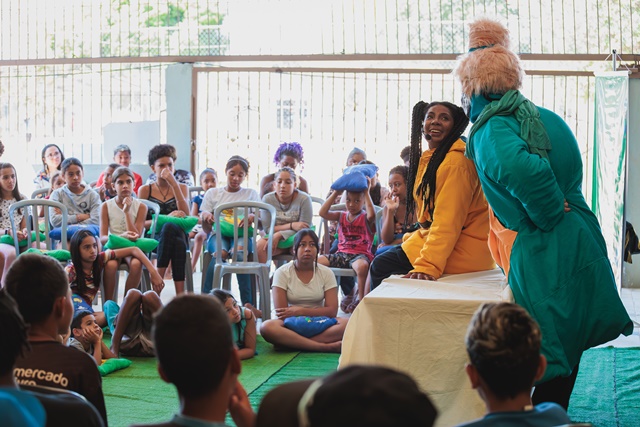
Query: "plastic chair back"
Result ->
[[9, 199, 68, 256]]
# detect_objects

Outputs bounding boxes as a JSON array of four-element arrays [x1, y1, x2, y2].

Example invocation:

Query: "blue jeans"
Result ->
[[202, 234, 254, 306]]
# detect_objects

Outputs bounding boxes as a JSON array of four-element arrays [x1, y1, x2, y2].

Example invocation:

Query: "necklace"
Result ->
[[156, 182, 171, 201], [275, 193, 293, 212]]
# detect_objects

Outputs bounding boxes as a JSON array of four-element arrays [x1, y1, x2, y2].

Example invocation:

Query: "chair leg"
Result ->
[[185, 252, 194, 293], [259, 267, 271, 320], [201, 252, 212, 292]]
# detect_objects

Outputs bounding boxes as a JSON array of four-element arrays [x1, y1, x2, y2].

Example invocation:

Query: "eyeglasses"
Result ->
[[46, 152, 61, 158]]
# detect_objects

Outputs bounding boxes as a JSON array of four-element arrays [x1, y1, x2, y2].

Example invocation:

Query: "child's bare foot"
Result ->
[[245, 303, 262, 319]]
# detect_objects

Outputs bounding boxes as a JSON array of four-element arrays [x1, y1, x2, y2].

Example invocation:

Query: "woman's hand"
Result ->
[[150, 272, 165, 295], [384, 194, 400, 212], [120, 231, 139, 241], [402, 272, 436, 281], [169, 210, 186, 218], [16, 228, 28, 241], [275, 306, 301, 319], [564, 199, 571, 213], [159, 168, 178, 187], [76, 213, 90, 222]]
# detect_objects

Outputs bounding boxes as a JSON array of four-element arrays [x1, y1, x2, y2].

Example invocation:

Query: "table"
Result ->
[[339, 269, 510, 427]]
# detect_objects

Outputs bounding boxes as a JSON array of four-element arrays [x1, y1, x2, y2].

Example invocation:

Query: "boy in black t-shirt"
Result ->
[[5, 254, 107, 425]]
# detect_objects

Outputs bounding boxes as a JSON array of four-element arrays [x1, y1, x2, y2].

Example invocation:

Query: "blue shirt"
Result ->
[[0, 387, 46, 427], [456, 402, 571, 427]]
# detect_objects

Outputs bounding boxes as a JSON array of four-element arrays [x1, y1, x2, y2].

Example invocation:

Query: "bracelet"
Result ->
[[290, 223, 293, 230], [4, 229, 8, 235]]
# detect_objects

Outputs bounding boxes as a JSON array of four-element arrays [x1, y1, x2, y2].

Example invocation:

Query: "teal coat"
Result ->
[[467, 93, 632, 382]]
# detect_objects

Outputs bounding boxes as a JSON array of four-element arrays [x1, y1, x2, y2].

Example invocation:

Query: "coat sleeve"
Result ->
[[410, 161, 476, 277], [481, 120, 565, 231]]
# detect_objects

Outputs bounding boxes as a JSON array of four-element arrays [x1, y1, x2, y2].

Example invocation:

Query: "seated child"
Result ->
[[5, 253, 108, 424], [67, 229, 165, 325], [211, 289, 256, 360], [69, 310, 116, 364], [133, 294, 255, 427], [456, 302, 572, 427], [95, 144, 143, 194], [49, 157, 100, 228], [318, 179, 376, 313], [190, 168, 218, 270], [376, 165, 417, 254], [0, 289, 105, 427], [106, 288, 162, 357], [96, 163, 118, 202]]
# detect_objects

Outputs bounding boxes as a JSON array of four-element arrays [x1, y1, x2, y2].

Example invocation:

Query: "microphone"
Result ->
[[423, 132, 432, 140]]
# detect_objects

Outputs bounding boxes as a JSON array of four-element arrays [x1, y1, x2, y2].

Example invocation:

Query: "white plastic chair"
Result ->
[[210, 201, 276, 319], [9, 199, 68, 256]]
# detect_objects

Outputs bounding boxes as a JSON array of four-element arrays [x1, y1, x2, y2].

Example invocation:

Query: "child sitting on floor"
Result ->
[[69, 310, 116, 364], [106, 288, 162, 357], [211, 289, 256, 360], [456, 302, 571, 427]]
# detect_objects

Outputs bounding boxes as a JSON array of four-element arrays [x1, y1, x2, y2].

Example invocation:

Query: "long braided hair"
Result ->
[[405, 101, 469, 227]]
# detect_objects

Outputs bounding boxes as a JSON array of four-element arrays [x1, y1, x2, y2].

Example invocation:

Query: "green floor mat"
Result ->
[[103, 336, 301, 427]]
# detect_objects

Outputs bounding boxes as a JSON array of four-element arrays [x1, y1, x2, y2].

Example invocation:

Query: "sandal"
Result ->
[[340, 290, 355, 313]]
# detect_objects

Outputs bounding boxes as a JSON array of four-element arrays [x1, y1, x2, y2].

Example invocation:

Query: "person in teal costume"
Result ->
[[455, 18, 632, 409]]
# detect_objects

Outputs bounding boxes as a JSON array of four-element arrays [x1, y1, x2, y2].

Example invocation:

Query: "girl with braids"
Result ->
[[259, 142, 310, 198], [369, 101, 495, 290]]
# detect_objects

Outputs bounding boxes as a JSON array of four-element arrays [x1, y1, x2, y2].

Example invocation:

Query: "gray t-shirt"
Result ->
[[262, 190, 313, 240]]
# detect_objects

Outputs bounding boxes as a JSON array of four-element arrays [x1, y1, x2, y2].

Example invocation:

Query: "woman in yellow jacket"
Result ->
[[369, 101, 495, 289]]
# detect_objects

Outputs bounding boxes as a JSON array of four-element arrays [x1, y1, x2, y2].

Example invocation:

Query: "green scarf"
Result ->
[[468, 90, 552, 160]]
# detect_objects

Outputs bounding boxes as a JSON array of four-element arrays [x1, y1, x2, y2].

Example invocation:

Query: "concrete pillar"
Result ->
[[165, 63, 193, 172]]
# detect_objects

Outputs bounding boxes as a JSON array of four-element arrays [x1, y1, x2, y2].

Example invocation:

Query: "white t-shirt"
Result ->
[[272, 262, 337, 308], [201, 187, 260, 216]]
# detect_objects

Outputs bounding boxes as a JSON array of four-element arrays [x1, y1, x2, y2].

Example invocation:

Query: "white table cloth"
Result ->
[[339, 268, 510, 427]]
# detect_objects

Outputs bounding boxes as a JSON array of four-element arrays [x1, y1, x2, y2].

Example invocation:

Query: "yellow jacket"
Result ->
[[401, 139, 495, 278]]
